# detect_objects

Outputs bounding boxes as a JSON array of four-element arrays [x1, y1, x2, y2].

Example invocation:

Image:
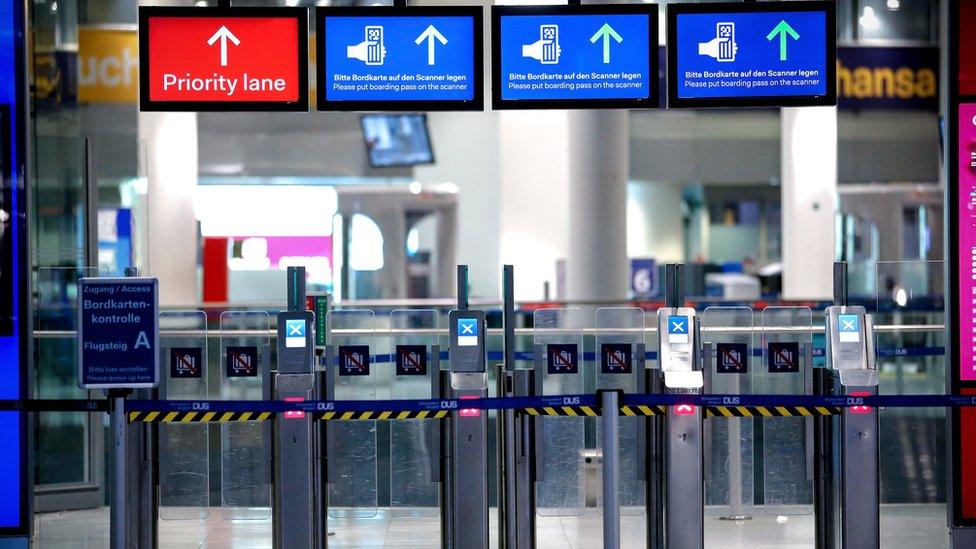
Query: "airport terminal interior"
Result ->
[[0, 0, 972, 547]]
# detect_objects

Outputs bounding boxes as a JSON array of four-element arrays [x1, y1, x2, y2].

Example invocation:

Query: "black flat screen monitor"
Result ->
[[361, 114, 435, 168]]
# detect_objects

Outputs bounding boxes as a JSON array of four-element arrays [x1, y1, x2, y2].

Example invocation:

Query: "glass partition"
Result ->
[[875, 260, 947, 547], [702, 306, 755, 520], [329, 309, 379, 519], [533, 308, 585, 517], [219, 311, 272, 522]]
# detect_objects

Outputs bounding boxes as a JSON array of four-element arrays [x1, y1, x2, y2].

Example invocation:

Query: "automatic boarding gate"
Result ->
[[132, 263, 879, 548], [499, 263, 880, 549], [316, 264, 491, 549], [130, 265, 490, 548]]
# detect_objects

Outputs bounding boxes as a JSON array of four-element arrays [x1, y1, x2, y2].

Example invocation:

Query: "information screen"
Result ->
[[361, 114, 434, 168], [492, 5, 657, 109], [668, 1, 835, 108], [139, 7, 308, 111], [317, 6, 483, 112]]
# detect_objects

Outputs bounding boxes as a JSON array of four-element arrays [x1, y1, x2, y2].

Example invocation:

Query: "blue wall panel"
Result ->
[[0, 0, 27, 535]]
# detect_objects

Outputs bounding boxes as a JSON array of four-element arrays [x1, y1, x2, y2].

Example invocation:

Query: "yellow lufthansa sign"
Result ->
[[78, 27, 139, 104]]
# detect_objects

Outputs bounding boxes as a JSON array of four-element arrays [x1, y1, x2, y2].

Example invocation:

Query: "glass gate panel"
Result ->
[[702, 306, 755, 519], [533, 308, 585, 517], [329, 309, 379, 519], [389, 309, 439, 519], [594, 307, 645, 516], [219, 311, 272, 521], [158, 310, 209, 521], [761, 306, 814, 516]]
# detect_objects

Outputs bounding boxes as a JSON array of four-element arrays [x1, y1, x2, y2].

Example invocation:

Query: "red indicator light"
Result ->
[[674, 404, 696, 415], [284, 396, 306, 419], [850, 391, 873, 414], [459, 395, 481, 417]]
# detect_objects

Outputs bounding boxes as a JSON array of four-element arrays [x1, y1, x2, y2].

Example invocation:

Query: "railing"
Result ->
[[32, 323, 945, 338]]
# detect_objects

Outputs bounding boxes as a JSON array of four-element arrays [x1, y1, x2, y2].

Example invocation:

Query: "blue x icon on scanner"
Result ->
[[287, 320, 305, 337], [668, 316, 687, 334], [458, 319, 477, 336], [839, 315, 859, 332]]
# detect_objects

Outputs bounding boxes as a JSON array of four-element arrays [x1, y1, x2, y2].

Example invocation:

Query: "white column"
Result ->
[[628, 181, 685, 263], [566, 110, 629, 302], [138, 112, 199, 306], [414, 112, 501, 298], [497, 111, 571, 300], [495, 110, 629, 303], [781, 106, 838, 300]]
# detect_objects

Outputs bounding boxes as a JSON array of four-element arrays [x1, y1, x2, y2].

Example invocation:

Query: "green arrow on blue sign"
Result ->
[[766, 20, 800, 61], [590, 23, 623, 64]]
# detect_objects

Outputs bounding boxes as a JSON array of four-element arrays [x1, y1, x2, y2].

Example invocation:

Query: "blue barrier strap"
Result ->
[[2, 392, 971, 414], [0, 399, 109, 412], [124, 393, 976, 412]]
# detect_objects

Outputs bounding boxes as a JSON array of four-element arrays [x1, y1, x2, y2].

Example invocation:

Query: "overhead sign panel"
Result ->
[[139, 7, 308, 111], [492, 4, 658, 110], [667, 1, 835, 108], [317, 6, 483, 112], [78, 277, 159, 389]]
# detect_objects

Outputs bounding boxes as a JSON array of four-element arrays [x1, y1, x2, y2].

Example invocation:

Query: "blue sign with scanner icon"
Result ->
[[318, 6, 483, 110], [493, 4, 658, 109], [667, 1, 835, 108]]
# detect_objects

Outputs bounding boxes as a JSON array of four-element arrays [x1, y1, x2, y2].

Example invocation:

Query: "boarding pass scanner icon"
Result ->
[[523, 24, 561, 64], [348, 25, 386, 66], [699, 22, 737, 62]]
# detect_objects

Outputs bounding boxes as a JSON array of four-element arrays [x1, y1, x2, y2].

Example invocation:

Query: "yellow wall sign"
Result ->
[[78, 27, 139, 104]]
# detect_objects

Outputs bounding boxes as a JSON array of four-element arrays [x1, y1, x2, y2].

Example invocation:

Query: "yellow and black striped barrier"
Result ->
[[313, 409, 450, 421], [125, 404, 842, 423], [706, 405, 841, 418], [620, 405, 668, 417], [128, 410, 274, 423], [522, 405, 600, 417], [517, 405, 839, 418]]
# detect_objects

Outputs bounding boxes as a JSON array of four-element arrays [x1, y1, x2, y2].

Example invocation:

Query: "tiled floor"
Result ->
[[33, 504, 949, 548]]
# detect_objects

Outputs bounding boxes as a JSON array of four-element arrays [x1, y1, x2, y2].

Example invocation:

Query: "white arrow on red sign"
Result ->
[[207, 25, 241, 67]]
